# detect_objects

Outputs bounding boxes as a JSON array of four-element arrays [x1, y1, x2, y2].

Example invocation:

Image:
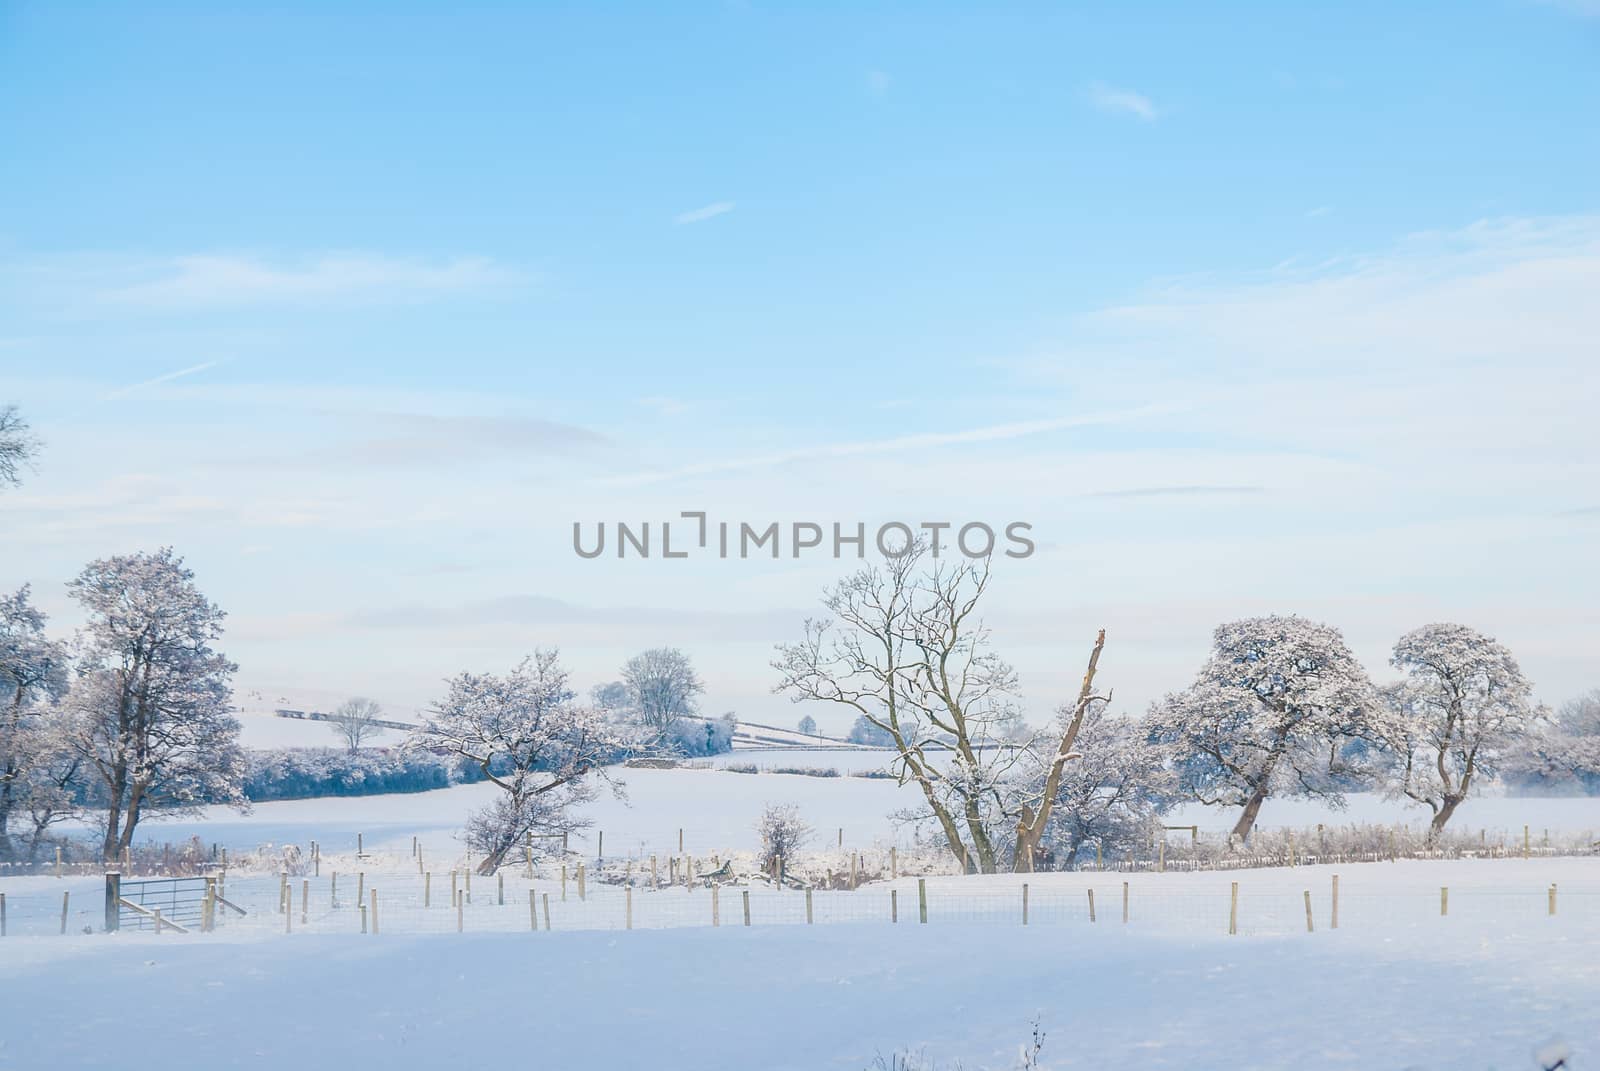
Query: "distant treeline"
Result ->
[[242, 716, 735, 802]]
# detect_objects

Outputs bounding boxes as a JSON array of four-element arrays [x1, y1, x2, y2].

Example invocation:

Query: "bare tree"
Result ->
[[64, 548, 244, 861], [774, 544, 1101, 874], [328, 696, 385, 752], [408, 649, 627, 873], [1375, 623, 1541, 842], [0, 405, 41, 490], [756, 802, 813, 875], [622, 647, 704, 750]]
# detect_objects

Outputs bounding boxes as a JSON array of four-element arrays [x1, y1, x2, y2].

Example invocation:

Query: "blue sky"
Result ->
[[2, 1, 1597, 727]]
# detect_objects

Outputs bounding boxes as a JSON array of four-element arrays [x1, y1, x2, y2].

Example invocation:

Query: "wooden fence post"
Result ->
[[357, 872, 365, 912], [529, 889, 537, 931], [465, 868, 471, 904], [1087, 888, 1096, 923], [561, 864, 567, 901], [1158, 839, 1165, 873], [918, 878, 927, 924], [1440, 887, 1448, 917], [578, 863, 586, 901], [55, 846, 62, 879], [625, 886, 632, 930], [891, 889, 898, 923], [1122, 881, 1130, 924], [679, 828, 684, 853], [1021, 883, 1029, 925], [302, 879, 309, 925], [650, 855, 658, 889], [357, 832, 363, 857], [1, 892, 6, 937], [1549, 883, 1558, 916], [104, 872, 121, 933], [598, 830, 604, 860], [285, 885, 292, 934], [1229, 882, 1238, 935], [154, 908, 163, 934], [742, 890, 751, 927], [851, 852, 858, 890], [60, 890, 69, 934], [331, 871, 338, 908], [1303, 890, 1313, 933], [712, 885, 720, 926], [1524, 825, 1531, 859], [890, 846, 897, 880], [542, 892, 551, 931], [425, 872, 431, 908], [498, 872, 504, 906], [1331, 874, 1339, 930]]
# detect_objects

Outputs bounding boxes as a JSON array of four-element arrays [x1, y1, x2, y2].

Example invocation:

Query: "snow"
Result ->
[[3, 860, 1598, 1069]]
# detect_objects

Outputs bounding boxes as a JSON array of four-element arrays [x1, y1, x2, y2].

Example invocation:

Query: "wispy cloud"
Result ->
[[1086, 485, 1268, 499], [100, 359, 226, 400], [1090, 82, 1158, 121], [674, 201, 736, 226], [606, 401, 1187, 485], [1306, 205, 1335, 219], [78, 253, 522, 308]]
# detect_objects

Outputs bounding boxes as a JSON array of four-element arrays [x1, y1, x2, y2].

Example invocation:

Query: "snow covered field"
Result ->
[[3, 860, 1597, 1070]]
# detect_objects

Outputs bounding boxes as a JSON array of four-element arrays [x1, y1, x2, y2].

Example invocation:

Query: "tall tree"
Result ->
[[328, 696, 386, 752], [1037, 700, 1173, 868], [622, 647, 704, 750], [1375, 623, 1541, 841], [773, 544, 1102, 873], [408, 649, 626, 873], [0, 585, 72, 861], [1149, 615, 1379, 841], [0, 404, 41, 490], [65, 548, 244, 861]]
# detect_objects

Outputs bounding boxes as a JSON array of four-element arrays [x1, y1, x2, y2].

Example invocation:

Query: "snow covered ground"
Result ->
[[3, 860, 1597, 1069]]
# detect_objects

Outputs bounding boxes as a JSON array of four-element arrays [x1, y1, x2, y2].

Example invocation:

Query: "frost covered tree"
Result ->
[[1036, 701, 1173, 868], [1374, 623, 1541, 841], [621, 647, 704, 750], [64, 548, 245, 861], [409, 649, 627, 874], [0, 404, 41, 490], [0, 586, 73, 861], [774, 543, 1106, 874], [1148, 615, 1379, 842], [847, 714, 895, 747], [756, 802, 812, 874], [1511, 690, 1600, 793], [328, 696, 385, 752], [797, 715, 818, 736]]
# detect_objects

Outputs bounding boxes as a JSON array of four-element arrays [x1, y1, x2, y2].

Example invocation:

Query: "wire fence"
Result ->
[[2, 861, 1593, 940]]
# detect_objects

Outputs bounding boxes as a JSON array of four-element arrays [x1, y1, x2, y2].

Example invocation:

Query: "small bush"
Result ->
[[770, 765, 839, 778], [723, 762, 760, 774]]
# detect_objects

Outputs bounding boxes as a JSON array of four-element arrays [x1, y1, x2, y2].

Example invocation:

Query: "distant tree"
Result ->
[[622, 648, 704, 750], [0, 404, 41, 490], [1148, 616, 1379, 842], [64, 548, 244, 862], [756, 802, 813, 875], [846, 715, 895, 747], [409, 649, 627, 873], [590, 680, 631, 714], [797, 715, 818, 736], [1522, 690, 1600, 792], [1373, 624, 1542, 841], [0, 585, 73, 862], [328, 696, 386, 752]]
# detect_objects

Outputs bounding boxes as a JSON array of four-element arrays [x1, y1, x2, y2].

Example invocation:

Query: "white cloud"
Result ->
[[674, 201, 736, 226], [1089, 82, 1158, 121], [100, 253, 520, 307]]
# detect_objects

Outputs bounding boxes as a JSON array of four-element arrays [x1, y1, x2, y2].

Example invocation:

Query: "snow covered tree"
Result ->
[[0, 404, 41, 490], [755, 802, 813, 874], [1510, 689, 1600, 793], [64, 548, 245, 861], [774, 544, 1104, 874], [327, 696, 386, 752], [1374, 623, 1542, 841], [0, 585, 73, 861], [797, 715, 818, 736], [621, 647, 704, 750], [1036, 700, 1173, 868], [409, 649, 627, 874], [847, 714, 895, 747], [1148, 615, 1379, 842]]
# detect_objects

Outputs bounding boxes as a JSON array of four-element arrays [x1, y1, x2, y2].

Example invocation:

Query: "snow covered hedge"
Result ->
[[242, 747, 493, 802]]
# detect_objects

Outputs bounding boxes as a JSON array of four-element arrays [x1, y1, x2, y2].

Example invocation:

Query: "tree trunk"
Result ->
[[1012, 630, 1106, 871], [1428, 795, 1464, 844], [1231, 782, 1270, 841]]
